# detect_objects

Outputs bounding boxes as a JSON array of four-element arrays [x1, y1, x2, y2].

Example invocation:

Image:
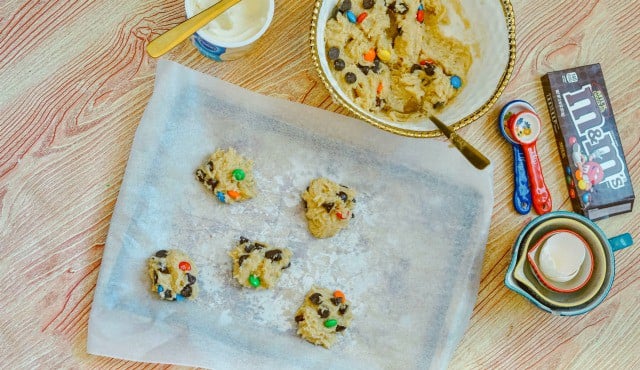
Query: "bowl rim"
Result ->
[[310, 0, 517, 138]]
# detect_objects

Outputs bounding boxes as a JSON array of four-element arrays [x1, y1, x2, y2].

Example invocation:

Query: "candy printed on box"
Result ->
[[541, 63, 634, 220]]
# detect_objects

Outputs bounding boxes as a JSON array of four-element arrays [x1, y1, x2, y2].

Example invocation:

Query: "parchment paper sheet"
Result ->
[[87, 59, 493, 369]]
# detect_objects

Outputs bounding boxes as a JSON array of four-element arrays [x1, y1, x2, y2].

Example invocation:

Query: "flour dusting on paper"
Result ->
[[87, 60, 493, 370]]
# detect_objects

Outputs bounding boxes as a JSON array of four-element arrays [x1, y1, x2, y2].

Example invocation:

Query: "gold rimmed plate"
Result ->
[[310, 0, 516, 138]]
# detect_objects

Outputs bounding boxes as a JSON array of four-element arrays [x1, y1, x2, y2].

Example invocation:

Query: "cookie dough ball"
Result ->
[[147, 249, 198, 301], [324, 0, 472, 121], [195, 148, 257, 204], [295, 286, 353, 348], [302, 178, 356, 238], [229, 237, 292, 289]]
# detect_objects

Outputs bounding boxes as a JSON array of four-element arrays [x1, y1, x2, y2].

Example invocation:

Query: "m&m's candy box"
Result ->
[[541, 63, 634, 220]]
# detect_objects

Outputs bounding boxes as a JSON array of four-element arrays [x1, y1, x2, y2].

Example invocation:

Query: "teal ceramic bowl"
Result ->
[[505, 211, 633, 316]]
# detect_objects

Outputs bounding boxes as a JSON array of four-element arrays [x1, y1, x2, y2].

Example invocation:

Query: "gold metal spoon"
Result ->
[[146, 0, 242, 58], [429, 115, 491, 170]]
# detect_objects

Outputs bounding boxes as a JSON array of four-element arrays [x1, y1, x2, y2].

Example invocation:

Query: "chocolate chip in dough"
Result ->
[[357, 64, 370, 75], [363, 0, 374, 9], [339, 0, 352, 12], [433, 101, 444, 109], [345, 72, 357, 84], [328, 46, 340, 60], [164, 290, 173, 299], [206, 178, 218, 190], [336, 325, 347, 332], [238, 254, 250, 266], [265, 249, 283, 262], [309, 293, 322, 305], [331, 297, 343, 306], [239, 236, 249, 244], [339, 305, 349, 315], [334, 58, 346, 71], [195, 169, 206, 182], [155, 250, 168, 258], [186, 273, 197, 284], [317, 307, 330, 318], [423, 63, 435, 76], [410, 64, 422, 73], [372, 58, 381, 73], [180, 285, 192, 298], [337, 191, 348, 202], [206, 160, 214, 171], [295, 314, 305, 322], [322, 202, 335, 212]]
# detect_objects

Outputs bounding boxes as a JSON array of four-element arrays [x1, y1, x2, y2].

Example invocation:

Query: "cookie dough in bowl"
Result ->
[[311, 0, 516, 137]]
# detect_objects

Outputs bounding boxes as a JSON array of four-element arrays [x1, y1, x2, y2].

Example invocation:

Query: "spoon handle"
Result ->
[[146, 0, 242, 58], [429, 116, 491, 170], [521, 142, 552, 214], [512, 144, 532, 214]]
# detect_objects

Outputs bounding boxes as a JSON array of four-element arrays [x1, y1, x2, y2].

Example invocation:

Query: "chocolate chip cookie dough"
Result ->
[[229, 237, 293, 289], [325, 0, 473, 121], [302, 178, 356, 238], [147, 249, 199, 301], [195, 148, 257, 204], [294, 286, 353, 348]]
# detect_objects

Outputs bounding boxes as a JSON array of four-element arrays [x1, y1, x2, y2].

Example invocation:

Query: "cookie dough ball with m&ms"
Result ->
[[147, 249, 199, 301], [228, 236, 293, 289], [295, 286, 353, 348], [302, 178, 356, 238], [195, 148, 257, 204]]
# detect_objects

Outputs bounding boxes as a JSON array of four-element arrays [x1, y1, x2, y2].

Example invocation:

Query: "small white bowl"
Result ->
[[310, 0, 516, 137]]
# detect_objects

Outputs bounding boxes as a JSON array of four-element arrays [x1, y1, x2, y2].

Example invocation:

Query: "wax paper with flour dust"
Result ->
[[87, 60, 493, 369]]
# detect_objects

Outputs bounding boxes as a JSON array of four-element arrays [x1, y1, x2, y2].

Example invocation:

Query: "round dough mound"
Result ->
[[295, 285, 353, 348], [325, 0, 473, 121], [228, 237, 293, 289], [302, 178, 356, 238], [147, 249, 199, 301], [195, 148, 257, 204]]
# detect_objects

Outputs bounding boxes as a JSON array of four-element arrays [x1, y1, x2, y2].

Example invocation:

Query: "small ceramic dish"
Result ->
[[310, 0, 516, 138], [526, 230, 594, 293]]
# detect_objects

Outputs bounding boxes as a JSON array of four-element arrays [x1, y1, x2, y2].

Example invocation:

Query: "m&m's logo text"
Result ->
[[562, 85, 627, 189]]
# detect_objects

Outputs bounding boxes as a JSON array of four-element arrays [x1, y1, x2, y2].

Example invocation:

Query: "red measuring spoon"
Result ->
[[508, 110, 552, 215]]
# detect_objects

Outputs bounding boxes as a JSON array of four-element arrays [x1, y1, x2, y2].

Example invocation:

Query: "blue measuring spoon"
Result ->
[[498, 100, 534, 214]]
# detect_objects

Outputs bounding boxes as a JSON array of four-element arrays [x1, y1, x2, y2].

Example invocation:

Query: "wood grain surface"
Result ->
[[1, 0, 638, 368]]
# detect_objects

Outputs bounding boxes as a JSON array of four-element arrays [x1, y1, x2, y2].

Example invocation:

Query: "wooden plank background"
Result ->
[[0, 0, 638, 368]]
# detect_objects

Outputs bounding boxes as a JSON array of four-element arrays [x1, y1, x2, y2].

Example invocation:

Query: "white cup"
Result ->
[[184, 0, 274, 61]]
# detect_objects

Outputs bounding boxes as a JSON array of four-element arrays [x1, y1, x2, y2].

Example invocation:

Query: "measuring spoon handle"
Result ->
[[511, 144, 532, 214], [522, 142, 552, 214]]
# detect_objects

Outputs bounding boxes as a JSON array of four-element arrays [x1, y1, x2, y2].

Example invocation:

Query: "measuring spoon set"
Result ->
[[498, 100, 552, 215]]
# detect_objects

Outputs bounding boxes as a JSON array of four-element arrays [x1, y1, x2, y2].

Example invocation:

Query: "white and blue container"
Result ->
[[185, 0, 274, 61]]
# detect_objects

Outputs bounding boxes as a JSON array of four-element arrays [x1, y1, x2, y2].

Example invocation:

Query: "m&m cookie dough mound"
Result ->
[[147, 249, 199, 301], [302, 178, 356, 239], [294, 286, 353, 348], [229, 237, 293, 289], [195, 148, 257, 204], [325, 0, 472, 121]]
